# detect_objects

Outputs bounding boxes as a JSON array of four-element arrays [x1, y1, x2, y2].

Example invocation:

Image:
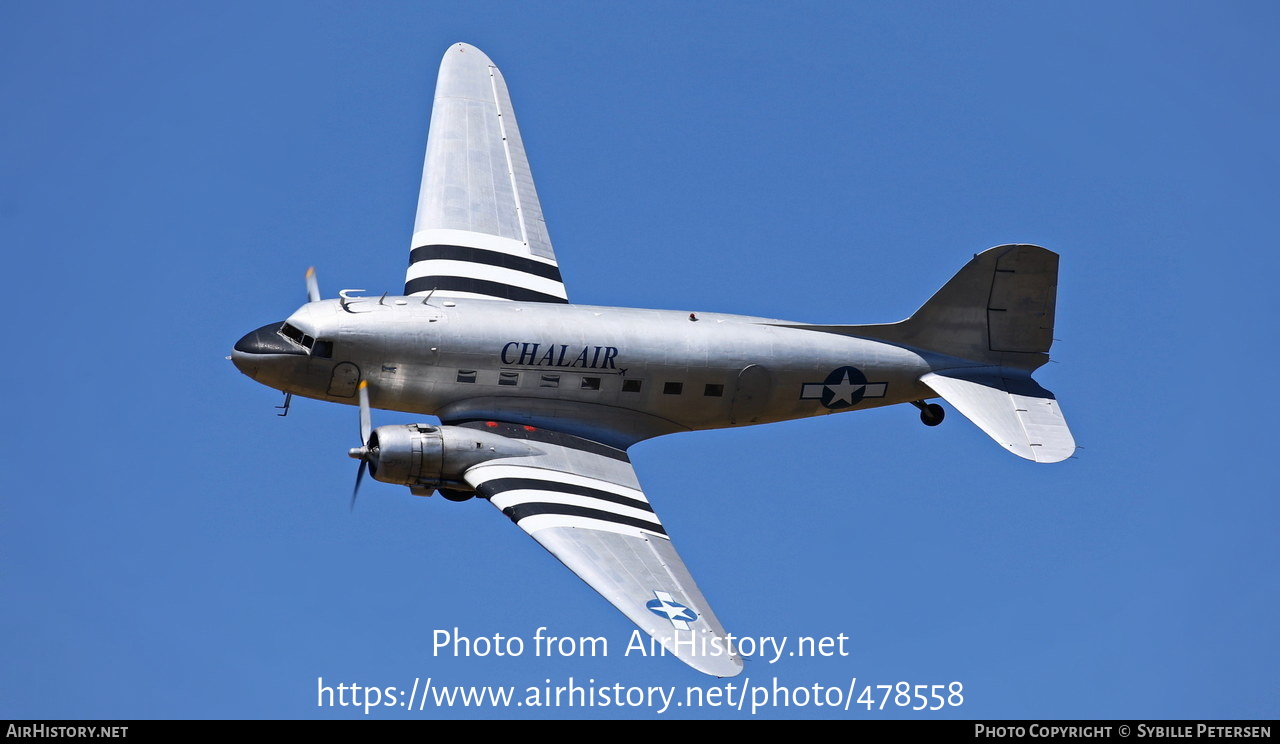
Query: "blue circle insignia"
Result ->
[[646, 597, 697, 622], [820, 366, 870, 409]]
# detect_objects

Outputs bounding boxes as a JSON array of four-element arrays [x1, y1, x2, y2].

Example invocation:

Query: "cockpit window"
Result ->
[[279, 322, 330, 357], [280, 323, 306, 347]]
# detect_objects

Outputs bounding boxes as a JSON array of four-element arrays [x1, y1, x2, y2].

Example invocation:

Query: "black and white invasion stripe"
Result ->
[[470, 465, 665, 538], [405, 244, 568, 304]]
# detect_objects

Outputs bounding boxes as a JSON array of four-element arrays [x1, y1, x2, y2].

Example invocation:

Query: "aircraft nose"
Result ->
[[231, 321, 306, 376], [234, 321, 306, 356]]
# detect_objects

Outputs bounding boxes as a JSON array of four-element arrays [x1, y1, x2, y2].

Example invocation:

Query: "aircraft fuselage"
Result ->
[[233, 297, 936, 447]]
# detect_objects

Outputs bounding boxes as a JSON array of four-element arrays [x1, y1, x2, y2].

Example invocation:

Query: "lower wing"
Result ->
[[455, 421, 743, 677]]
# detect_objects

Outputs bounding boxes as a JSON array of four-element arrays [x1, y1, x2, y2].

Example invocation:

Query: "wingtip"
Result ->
[[707, 657, 746, 678], [443, 42, 493, 63], [664, 628, 746, 677], [436, 43, 499, 101]]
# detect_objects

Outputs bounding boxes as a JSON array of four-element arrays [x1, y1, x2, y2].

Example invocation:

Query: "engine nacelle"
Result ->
[[366, 424, 539, 494]]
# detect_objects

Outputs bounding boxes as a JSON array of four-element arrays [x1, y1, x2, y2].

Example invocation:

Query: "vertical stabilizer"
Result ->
[[842, 244, 1058, 371]]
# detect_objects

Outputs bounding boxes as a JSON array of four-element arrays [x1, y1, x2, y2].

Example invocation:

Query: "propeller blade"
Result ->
[[358, 380, 371, 445], [349, 380, 372, 510], [305, 266, 321, 303], [351, 459, 367, 511]]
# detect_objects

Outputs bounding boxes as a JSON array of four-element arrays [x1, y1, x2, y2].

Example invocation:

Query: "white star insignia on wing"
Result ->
[[652, 600, 692, 620]]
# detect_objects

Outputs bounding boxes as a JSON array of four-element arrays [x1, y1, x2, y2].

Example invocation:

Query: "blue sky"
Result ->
[[3, 1, 1277, 720]]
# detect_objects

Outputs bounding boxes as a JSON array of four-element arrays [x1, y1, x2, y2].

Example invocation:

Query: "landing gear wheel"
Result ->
[[911, 399, 945, 427], [439, 488, 475, 502]]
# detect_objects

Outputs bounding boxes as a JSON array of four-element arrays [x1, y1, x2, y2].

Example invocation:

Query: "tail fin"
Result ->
[[780, 245, 1075, 462], [847, 244, 1059, 371]]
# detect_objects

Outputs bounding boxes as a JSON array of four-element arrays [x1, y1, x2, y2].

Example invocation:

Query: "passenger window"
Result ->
[[581, 377, 601, 391], [540, 374, 560, 388], [456, 370, 477, 383], [622, 379, 642, 393], [499, 372, 519, 386], [663, 382, 683, 395], [703, 383, 724, 397]]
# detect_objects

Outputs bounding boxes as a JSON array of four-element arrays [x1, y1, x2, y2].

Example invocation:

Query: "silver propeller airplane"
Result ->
[[232, 43, 1075, 677]]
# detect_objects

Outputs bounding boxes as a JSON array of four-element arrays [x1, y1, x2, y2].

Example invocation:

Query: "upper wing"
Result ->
[[406, 43, 568, 304], [455, 422, 743, 677]]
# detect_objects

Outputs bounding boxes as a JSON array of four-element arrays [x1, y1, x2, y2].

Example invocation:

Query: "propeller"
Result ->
[[347, 380, 374, 510], [306, 266, 321, 303]]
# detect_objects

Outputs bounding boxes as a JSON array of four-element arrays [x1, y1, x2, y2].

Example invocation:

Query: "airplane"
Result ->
[[231, 43, 1075, 678]]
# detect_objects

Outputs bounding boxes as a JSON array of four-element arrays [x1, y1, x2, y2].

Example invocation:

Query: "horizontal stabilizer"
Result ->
[[922, 368, 1075, 463]]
